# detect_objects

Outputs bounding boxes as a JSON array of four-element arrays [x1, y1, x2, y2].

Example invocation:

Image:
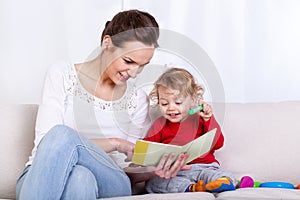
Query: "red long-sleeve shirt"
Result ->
[[144, 114, 224, 164]]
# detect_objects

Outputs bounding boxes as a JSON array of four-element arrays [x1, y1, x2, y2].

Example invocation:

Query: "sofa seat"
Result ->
[[1, 101, 300, 199], [99, 192, 215, 200], [215, 188, 300, 200], [100, 188, 300, 200]]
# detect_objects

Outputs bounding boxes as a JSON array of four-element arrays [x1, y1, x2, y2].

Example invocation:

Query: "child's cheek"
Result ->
[[159, 106, 166, 114]]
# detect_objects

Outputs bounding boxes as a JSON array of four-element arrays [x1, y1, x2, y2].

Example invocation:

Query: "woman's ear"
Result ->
[[101, 35, 112, 49]]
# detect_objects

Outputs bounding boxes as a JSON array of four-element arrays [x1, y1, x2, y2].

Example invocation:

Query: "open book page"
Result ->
[[132, 140, 182, 166], [132, 128, 217, 166], [181, 128, 217, 163]]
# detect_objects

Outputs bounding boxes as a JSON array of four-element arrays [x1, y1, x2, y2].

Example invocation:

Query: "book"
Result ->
[[132, 128, 217, 166]]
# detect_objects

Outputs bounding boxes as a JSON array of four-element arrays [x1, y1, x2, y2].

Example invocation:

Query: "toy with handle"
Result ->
[[188, 104, 204, 115]]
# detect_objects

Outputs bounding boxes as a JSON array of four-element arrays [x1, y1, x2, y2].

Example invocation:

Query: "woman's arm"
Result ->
[[34, 64, 67, 150], [92, 138, 191, 183], [123, 165, 156, 184]]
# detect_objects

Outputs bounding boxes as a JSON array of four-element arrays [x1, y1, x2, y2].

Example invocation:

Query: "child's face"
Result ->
[[157, 86, 194, 123]]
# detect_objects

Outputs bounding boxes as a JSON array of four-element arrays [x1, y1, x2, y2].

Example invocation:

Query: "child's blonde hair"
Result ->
[[149, 67, 204, 104]]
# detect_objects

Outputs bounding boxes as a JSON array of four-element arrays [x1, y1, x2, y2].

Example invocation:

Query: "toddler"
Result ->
[[144, 67, 236, 193]]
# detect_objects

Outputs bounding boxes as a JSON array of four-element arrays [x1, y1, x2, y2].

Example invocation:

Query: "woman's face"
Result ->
[[103, 41, 155, 85]]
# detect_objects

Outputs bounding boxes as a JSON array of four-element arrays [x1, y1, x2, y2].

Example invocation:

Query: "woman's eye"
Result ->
[[124, 59, 133, 64]]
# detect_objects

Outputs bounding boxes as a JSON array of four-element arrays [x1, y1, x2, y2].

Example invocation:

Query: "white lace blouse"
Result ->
[[26, 61, 151, 168]]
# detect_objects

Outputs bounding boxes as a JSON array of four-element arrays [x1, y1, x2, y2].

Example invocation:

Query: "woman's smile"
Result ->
[[118, 71, 129, 81]]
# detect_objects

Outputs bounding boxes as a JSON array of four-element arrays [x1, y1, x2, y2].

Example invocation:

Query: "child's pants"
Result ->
[[145, 162, 236, 193]]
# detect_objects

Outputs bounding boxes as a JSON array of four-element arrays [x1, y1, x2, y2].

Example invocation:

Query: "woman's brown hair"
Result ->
[[101, 9, 159, 48]]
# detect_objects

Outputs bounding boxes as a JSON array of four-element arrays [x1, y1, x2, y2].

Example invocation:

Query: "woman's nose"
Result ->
[[127, 65, 141, 78]]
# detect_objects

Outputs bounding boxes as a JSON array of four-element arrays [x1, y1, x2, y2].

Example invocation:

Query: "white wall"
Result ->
[[0, 0, 123, 104], [1, 0, 300, 104]]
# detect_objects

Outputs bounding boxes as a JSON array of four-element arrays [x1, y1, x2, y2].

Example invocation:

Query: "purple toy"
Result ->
[[239, 176, 254, 188]]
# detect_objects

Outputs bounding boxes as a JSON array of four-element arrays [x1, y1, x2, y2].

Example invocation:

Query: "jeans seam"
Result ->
[[59, 145, 78, 198]]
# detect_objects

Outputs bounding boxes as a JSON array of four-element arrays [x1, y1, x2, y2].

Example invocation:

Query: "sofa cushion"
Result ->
[[216, 101, 300, 184], [0, 105, 38, 199], [98, 192, 215, 200], [215, 188, 300, 200]]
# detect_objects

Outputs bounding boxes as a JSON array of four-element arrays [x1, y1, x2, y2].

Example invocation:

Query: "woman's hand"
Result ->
[[153, 153, 191, 178], [92, 138, 134, 161], [125, 153, 191, 184], [110, 138, 135, 161], [198, 100, 213, 121]]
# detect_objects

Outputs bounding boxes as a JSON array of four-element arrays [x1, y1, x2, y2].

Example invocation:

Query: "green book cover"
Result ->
[[132, 128, 217, 166]]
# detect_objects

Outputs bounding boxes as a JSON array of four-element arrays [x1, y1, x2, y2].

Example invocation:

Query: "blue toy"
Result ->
[[259, 182, 295, 189]]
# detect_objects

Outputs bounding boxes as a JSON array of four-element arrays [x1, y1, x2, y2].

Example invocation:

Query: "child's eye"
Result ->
[[160, 103, 168, 106], [176, 102, 182, 105]]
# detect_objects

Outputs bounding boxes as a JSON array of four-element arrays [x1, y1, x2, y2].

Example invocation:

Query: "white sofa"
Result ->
[[1, 102, 300, 200]]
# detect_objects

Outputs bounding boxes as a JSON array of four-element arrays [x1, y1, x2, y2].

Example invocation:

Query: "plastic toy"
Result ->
[[238, 176, 254, 188], [238, 176, 261, 188], [238, 176, 299, 190], [188, 104, 204, 115], [253, 182, 261, 187], [260, 182, 295, 189]]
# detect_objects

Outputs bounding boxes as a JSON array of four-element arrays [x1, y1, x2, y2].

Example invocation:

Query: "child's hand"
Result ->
[[198, 101, 213, 121]]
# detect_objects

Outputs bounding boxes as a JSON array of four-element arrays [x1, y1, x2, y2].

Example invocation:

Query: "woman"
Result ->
[[16, 9, 189, 199]]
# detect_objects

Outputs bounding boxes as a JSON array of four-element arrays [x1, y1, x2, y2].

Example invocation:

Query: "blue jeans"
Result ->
[[16, 125, 131, 199]]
